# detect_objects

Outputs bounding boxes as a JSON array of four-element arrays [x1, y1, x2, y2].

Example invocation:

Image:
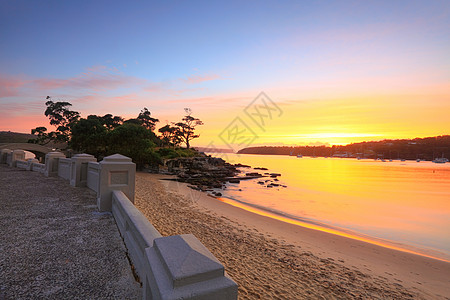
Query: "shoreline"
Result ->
[[215, 193, 450, 263], [135, 172, 450, 299]]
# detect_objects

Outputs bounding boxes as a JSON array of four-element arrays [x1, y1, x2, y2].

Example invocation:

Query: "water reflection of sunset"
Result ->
[[219, 155, 450, 261]]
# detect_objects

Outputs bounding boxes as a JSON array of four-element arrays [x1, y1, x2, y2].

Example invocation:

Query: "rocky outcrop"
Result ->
[[165, 157, 238, 190]]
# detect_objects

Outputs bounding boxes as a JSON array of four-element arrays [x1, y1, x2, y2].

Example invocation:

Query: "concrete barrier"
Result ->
[[112, 190, 162, 277], [31, 162, 45, 173], [58, 158, 71, 181], [8, 150, 25, 167], [70, 154, 97, 187], [1, 149, 11, 164], [97, 154, 135, 212], [16, 160, 28, 169], [112, 191, 238, 300], [87, 162, 100, 193], [44, 152, 66, 177], [26, 158, 39, 171]]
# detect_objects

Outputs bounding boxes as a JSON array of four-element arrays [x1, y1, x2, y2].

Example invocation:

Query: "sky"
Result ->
[[1, 0, 449, 149]]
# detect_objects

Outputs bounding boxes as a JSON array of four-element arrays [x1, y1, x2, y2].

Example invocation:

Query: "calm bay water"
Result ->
[[214, 154, 450, 261]]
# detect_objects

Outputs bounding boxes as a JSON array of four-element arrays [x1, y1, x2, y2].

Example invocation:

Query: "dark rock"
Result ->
[[235, 163, 251, 168], [246, 172, 262, 177], [165, 156, 239, 191], [257, 181, 264, 185], [228, 179, 240, 184], [254, 167, 268, 170]]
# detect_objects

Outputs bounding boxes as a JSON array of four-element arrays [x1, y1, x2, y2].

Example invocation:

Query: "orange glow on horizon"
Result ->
[[193, 92, 450, 148]]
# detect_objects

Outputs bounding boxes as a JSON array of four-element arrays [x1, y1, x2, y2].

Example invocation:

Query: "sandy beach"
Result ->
[[135, 172, 450, 299]]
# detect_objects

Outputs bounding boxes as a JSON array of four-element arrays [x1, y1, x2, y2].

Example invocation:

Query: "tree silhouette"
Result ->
[[100, 114, 123, 129], [158, 124, 181, 147], [173, 108, 203, 149], [30, 96, 80, 144], [137, 107, 159, 131], [44, 96, 80, 139]]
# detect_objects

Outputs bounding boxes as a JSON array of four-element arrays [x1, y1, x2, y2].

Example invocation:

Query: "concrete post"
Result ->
[[144, 234, 238, 300], [1, 149, 11, 164], [26, 158, 39, 171], [70, 153, 97, 187], [44, 151, 66, 177], [97, 154, 136, 212], [9, 150, 25, 167]]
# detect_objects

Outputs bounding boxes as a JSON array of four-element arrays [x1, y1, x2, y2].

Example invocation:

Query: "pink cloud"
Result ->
[[165, 95, 248, 104], [0, 66, 149, 100], [111, 93, 137, 102], [0, 101, 44, 115], [0, 75, 28, 98], [183, 74, 220, 84]]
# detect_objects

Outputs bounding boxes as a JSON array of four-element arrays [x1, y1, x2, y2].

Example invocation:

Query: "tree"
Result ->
[[107, 123, 161, 169], [69, 116, 108, 157], [100, 114, 123, 129], [173, 108, 203, 149], [31, 96, 80, 145], [137, 107, 159, 131], [44, 96, 80, 141], [158, 124, 181, 147], [30, 127, 50, 145]]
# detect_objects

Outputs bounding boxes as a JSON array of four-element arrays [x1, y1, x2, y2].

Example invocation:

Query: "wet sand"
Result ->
[[135, 172, 450, 299]]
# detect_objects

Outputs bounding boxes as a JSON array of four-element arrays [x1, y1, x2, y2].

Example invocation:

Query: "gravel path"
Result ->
[[0, 164, 141, 299]]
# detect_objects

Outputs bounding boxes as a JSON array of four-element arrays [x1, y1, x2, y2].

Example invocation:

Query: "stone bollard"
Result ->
[[9, 150, 25, 167], [44, 151, 66, 177], [70, 153, 97, 187], [26, 158, 39, 171], [1, 149, 11, 164], [144, 234, 238, 300], [97, 154, 136, 212]]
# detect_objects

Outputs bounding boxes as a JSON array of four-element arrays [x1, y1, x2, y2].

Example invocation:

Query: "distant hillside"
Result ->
[[0, 131, 35, 143], [238, 135, 450, 161], [0, 131, 67, 149]]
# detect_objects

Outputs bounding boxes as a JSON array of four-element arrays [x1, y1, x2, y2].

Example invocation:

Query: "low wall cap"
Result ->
[[47, 151, 65, 155], [73, 153, 95, 158], [102, 154, 132, 163], [154, 234, 224, 288]]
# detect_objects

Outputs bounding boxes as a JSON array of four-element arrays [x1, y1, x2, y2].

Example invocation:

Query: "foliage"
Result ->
[[99, 114, 123, 129], [137, 107, 159, 130], [30, 98, 204, 166], [107, 123, 161, 168], [69, 116, 108, 157], [173, 108, 203, 149], [30, 97, 80, 145], [158, 124, 182, 147]]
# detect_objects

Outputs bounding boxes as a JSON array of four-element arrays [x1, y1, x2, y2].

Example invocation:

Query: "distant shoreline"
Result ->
[[236, 135, 450, 161]]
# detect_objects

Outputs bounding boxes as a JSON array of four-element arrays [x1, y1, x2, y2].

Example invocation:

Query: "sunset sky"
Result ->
[[1, 1, 449, 149]]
